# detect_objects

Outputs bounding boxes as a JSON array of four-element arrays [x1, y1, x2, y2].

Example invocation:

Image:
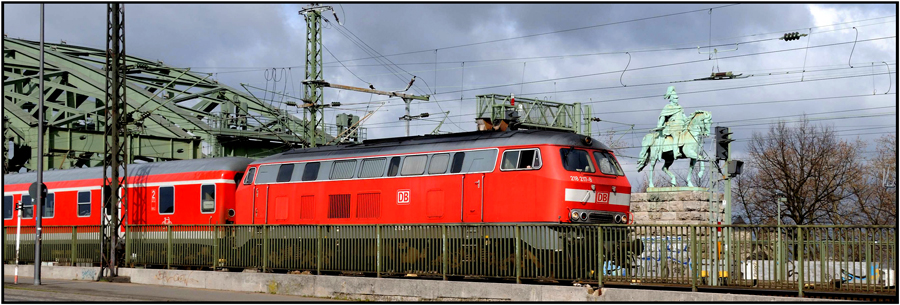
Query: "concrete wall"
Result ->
[[5, 265, 826, 302]]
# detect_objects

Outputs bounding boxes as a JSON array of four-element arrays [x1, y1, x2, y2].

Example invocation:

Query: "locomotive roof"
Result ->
[[3, 157, 253, 185], [253, 130, 610, 165]]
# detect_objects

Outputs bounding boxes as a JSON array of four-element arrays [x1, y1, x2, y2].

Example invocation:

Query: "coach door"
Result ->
[[462, 173, 484, 222]]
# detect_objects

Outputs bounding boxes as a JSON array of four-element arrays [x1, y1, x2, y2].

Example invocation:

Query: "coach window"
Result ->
[[255, 165, 279, 184], [302, 162, 321, 181], [276, 164, 294, 183], [359, 158, 386, 178], [450, 152, 465, 173], [594, 151, 625, 176], [42, 193, 55, 218], [501, 149, 542, 171], [201, 184, 216, 213], [21, 195, 33, 219], [3, 196, 12, 220], [429, 153, 450, 174], [331, 160, 357, 180], [243, 167, 257, 185], [560, 148, 595, 173], [159, 186, 175, 215], [77, 191, 91, 217], [387, 157, 401, 177], [401, 155, 427, 176]]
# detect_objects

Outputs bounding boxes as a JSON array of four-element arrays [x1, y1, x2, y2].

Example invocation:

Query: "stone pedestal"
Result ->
[[630, 191, 724, 225]]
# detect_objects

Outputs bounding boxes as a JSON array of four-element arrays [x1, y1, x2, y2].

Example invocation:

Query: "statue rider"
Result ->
[[656, 86, 687, 158]]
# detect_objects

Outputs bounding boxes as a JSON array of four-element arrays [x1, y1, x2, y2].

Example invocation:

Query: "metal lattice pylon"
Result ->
[[101, 3, 127, 277]]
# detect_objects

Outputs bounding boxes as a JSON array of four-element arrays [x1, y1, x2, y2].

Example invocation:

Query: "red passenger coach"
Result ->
[[234, 130, 631, 225], [2, 157, 253, 227]]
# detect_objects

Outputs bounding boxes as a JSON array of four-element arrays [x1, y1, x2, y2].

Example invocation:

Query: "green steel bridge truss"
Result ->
[[3, 38, 345, 172]]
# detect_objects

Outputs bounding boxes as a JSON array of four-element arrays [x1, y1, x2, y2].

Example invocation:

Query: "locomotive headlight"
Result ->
[[571, 211, 580, 222], [580, 212, 588, 221]]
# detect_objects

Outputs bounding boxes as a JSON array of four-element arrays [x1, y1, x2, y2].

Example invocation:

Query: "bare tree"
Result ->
[[734, 119, 864, 225], [843, 135, 897, 225]]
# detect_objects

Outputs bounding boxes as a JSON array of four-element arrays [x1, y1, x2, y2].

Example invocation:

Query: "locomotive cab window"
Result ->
[[594, 151, 625, 176], [501, 149, 542, 170], [243, 167, 257, 185], [302, 162, 320, 181], [201, 184, 215, 213], [159, 186, 174, 215], [255, 165, 279, 184], [3, 196, 12, 219], [77, 191, 91, 217], [42, 193, 55, 218], [21, 195, 32, 219], [401, 155, 427, 176], [560, 148, 595, 173], [428, 154, 450, 174]]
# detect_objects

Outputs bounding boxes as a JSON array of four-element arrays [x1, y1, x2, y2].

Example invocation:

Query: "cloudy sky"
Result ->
[[3, 3, 896, 185]]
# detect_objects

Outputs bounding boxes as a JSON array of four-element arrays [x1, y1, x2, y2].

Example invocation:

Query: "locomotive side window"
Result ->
[[243, 167, 257, 185], [21, 195, 33, 219], [400, 155, 428, 176], [42, 193, 55, 218], [77, 191, 91, 217], [449, 152, 465, 173], [594, 151, 625, 176], [501, 149, 542, 170], [331, 160, 357, 180], [387, 157, 401, 177], [3, 196, 12, 219], [302, 162, 321, 181], [201, 184, 216, 213], [560, 148, 595, 173], [359, 158, 386, 178], [255, 165, 279, 184], [159, 186, 175, 215], [460, 149, 497, 173], [428, 154, 450, 174], [276, 164, 294, 182]]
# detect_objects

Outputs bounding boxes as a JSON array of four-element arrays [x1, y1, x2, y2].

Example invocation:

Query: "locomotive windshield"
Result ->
[[560, 148, 595, 173], [594, 151, 625, 176]]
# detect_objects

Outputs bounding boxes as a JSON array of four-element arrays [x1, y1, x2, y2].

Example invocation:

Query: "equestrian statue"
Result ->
[[636, 86, 712, 188]]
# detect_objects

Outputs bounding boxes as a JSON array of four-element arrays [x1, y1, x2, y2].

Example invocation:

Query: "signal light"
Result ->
[[715, 126, 733, 161]]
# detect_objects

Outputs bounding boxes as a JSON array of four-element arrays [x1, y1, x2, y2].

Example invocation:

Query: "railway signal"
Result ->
[[715, 126, 733, 161]]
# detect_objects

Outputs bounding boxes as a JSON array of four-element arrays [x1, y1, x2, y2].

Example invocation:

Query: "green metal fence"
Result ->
[[5, 224, 895, 296], [4, 225, 102, 266]]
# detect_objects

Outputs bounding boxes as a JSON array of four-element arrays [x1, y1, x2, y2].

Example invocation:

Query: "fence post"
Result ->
[[798, 227, 804, 297], [212, 226, 219, 270], [167, 225, 173, 269], [865, 232, 872, 290], [598, 225, 604, 289], [691, 225, 697, 292], [316, 225, 322, 275], [262, 225, 268, 272], [376, 225, 381, 278], [72, 226, 77, 266], [124, 225, 130, 266], [515, 225, 521, 284], [442, 225, 448, 281]]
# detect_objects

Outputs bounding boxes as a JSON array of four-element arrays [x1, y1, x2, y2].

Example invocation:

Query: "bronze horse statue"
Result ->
[[637, 110, 712, 188]]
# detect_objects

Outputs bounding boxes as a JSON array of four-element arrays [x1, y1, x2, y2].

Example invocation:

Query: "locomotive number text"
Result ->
[[570, 176, 593, 182]]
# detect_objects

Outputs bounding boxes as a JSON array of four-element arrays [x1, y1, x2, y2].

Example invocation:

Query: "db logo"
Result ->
[[596, 192, 609, 204], [397, 190, 411, 204]]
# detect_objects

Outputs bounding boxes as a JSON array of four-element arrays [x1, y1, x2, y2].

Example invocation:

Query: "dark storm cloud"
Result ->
[[3, 3, 895, 185]]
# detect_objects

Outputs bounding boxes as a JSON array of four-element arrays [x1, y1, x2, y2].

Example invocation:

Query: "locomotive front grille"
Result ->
[[587, 212, 616, 224]]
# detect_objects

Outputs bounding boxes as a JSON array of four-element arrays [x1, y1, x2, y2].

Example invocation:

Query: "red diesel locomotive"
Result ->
[[3, 130, 631, 227], [234, 129, 631, 226]]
